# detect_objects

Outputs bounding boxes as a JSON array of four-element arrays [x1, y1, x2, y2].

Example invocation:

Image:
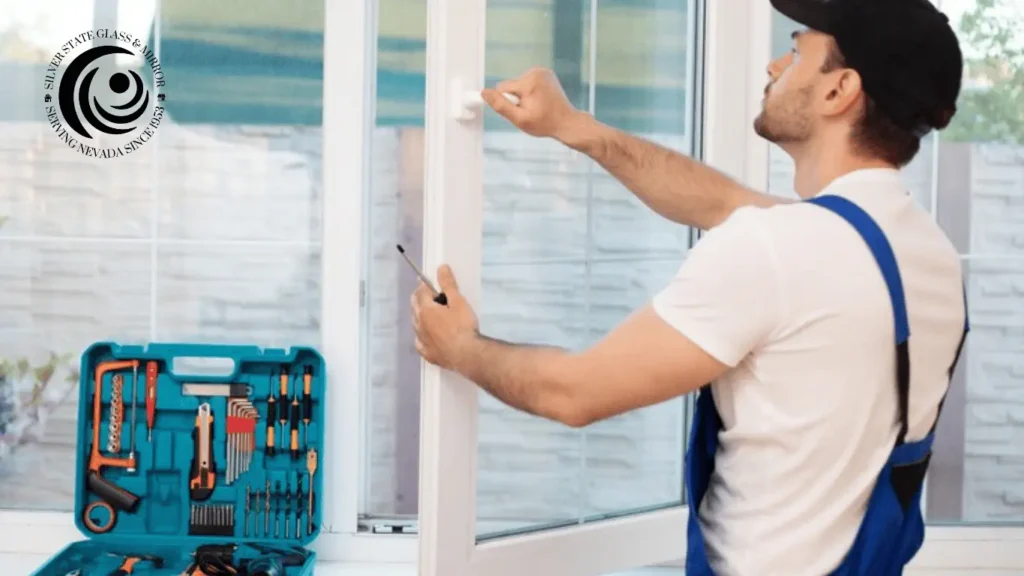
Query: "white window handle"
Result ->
[[452, 78, 520, 121]]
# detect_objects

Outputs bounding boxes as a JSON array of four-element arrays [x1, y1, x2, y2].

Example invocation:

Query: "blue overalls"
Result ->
[[684, 195, 970, 575]]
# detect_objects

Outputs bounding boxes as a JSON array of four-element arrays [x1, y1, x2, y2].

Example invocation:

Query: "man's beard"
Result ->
[[753, 85, 813, 143]]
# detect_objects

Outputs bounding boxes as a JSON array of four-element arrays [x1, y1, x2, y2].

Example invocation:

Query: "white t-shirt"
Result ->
[[652, 168, 967, 576]]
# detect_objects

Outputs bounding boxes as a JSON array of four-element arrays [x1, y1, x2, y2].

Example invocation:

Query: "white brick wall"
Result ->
[[0, 122, 1021, 528], [962, 144, 1024, 520]]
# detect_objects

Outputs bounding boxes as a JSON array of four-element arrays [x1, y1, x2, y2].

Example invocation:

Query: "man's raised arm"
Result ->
[[482, 68, 789, 230]]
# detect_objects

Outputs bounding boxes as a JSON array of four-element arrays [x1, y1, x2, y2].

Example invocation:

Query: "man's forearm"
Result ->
[[454, 334, 585, 426], [558, 112, 782, 230]]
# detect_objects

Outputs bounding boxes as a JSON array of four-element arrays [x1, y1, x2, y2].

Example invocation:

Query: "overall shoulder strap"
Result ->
[[804, 194, 913, 445]]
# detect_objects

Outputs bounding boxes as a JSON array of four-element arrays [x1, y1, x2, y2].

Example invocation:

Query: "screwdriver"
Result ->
[[145, 361, 158, 442], [277, 367, 289, 434], [265, 389, 276, 457], [302, 366, 313, 450], [396, 244, 447, 305], [290, 388, 301, 460]]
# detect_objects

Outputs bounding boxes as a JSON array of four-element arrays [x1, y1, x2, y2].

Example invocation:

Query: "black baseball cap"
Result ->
[[770, 0, 963, 137]]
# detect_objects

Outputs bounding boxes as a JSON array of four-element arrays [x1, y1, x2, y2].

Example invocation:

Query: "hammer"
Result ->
[[107, 553, 164, 575]]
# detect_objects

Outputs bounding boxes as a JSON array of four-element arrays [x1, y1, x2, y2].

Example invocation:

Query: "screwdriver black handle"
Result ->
[[278, 368, 289, 426], [433, 293, 447, 306], [266, 393, 277, 456]]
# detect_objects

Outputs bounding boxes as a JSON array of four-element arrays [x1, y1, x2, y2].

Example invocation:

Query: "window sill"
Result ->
[[4, 510, 1024, 574], [4, 553, 418, 576]]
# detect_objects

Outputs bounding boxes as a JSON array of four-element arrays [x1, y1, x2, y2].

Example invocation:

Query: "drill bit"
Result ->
[[285, 482, 292, 539], [264, 480, 271, 537], [295, 472, 303, 539], [274, 481, 281, 538], [245, 484, 251, 537]]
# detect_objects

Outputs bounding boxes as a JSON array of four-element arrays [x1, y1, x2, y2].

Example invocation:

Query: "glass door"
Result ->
[[416, 0, 741, 573]]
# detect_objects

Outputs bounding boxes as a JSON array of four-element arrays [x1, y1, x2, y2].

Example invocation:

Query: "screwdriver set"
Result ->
[[29, 342, 326, 576]]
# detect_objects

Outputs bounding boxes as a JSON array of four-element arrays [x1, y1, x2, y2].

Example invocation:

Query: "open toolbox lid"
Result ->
[[44, 341, 327, 574]]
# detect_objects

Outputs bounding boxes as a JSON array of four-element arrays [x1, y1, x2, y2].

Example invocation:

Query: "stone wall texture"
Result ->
[[0, 121, 1021, 528]]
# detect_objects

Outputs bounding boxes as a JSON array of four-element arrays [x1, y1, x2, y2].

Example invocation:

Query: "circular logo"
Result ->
[[43, 30, 167, 159]]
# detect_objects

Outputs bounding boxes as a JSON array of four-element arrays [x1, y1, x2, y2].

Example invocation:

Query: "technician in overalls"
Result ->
[[410, 0, 970, 574]]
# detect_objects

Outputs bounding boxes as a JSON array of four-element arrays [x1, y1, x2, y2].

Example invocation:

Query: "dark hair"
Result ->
[[823, 41, 921, 167]]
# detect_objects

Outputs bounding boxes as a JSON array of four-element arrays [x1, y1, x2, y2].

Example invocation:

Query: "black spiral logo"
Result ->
[[57, 45, 151, 140]]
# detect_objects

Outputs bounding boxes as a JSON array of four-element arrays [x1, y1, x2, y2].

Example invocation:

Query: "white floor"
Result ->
[[7, 552, 1023, 576]]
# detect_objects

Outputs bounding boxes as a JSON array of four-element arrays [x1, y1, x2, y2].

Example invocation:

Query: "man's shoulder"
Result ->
[[703, 202, 823, 255]]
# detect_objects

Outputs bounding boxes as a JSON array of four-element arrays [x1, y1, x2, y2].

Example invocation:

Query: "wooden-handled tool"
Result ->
[[306, 447, 317, 535], [189, 403, 216, 501]]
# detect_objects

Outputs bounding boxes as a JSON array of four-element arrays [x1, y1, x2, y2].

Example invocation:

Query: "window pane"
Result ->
[[947, 257, 1024, 522], [582, 260, 685, 519], [930, 0, 1024, 524], [0, 0, 324, 511], [476, 0, 697, 540], [477, 261, 588, 536], [363, 0, 429, 518]]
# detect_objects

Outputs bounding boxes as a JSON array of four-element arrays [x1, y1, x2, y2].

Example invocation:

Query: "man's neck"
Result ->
[[782, 140, 896, 199]]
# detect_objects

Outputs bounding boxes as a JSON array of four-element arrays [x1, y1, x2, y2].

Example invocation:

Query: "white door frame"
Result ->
[[416, 0, 712, 573]]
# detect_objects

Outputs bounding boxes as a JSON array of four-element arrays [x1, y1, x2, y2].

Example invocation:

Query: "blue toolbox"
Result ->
[[30, 342, 326, 576]]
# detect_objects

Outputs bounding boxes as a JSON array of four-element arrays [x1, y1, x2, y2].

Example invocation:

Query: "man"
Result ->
[[410, 0, 969, 574]]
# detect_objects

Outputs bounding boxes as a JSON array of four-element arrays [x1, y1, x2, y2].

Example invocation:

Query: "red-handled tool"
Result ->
[[86, 359, 141, 530], [106, 553, 163, 575], [145, 361, 158, 442]]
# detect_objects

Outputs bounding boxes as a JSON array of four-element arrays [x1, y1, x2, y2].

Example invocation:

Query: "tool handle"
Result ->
[[433, 292, 448, 306], [290, 398, 300, 457], [189, 404, 216, 500], [279, 368, 288, 396], [266, 395, 277, 456], [87, 470, 140, 512], [145, 361, 157, 431], [108, 557, 138, 576], [302, 367, 312, 423]]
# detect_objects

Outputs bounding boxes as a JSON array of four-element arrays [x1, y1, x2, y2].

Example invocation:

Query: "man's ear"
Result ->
[[820, 69, 863, 119]]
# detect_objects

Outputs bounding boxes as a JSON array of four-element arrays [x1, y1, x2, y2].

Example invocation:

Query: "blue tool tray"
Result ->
[[30, 342, 326, 576]]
